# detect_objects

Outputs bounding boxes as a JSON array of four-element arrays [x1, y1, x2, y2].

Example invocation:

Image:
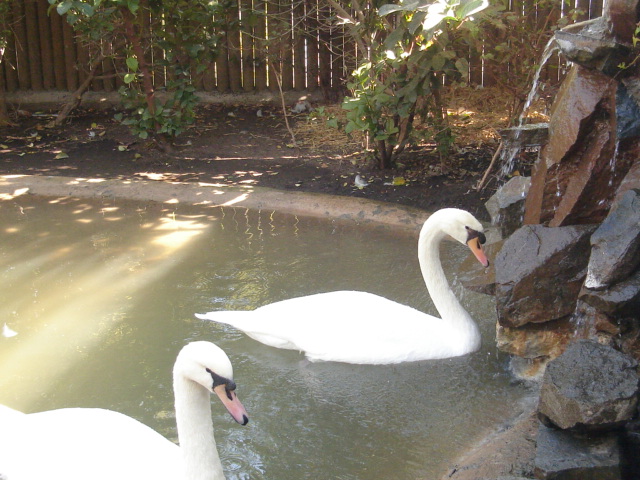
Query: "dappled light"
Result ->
[[0, 196, 214, 410]]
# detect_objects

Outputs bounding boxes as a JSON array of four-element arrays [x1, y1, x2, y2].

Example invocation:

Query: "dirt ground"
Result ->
[[0, 94, 523, 220]]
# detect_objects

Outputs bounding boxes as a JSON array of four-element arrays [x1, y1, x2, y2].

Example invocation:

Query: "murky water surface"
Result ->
[[0, 195, 530, 480]]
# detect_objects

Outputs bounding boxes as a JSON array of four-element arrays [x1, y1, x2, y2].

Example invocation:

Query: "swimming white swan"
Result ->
[[0, 341, 249, 480], [197, 208, 489, 364]]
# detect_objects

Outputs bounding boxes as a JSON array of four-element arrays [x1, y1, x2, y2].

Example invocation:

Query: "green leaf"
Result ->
[[457, 0, 488, 19], [127, 0, 139, 14], [379, 0, 420, 15], [126, 57, 139, 72], [77, 2, 95, 16], [56, 1, 73, 15], [124, 73, 136, 84]]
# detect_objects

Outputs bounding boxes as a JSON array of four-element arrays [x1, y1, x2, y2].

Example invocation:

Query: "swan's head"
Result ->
[[174, 341, 249, 425], [425, 208, 489, 267]]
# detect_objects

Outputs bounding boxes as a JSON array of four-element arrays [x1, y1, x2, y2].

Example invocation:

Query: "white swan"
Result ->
[[0, 341, 249, 480], [196, 208, 489, 364]]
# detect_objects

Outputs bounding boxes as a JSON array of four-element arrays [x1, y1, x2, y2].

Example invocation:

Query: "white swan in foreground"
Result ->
[[197, 208, 489, 364], [0, 341, 249, 480]]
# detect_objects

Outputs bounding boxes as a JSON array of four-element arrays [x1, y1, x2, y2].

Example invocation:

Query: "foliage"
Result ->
[[48, 0, 228, 143], [479, 0, 575, 122], [342, 0, 488, 168]]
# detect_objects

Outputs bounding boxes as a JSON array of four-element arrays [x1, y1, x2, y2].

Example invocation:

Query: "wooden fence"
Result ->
[[1, 0, 604, 97]]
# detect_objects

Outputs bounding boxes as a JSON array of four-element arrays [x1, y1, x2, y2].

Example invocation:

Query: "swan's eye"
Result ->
[[465, 227, 486, 245]]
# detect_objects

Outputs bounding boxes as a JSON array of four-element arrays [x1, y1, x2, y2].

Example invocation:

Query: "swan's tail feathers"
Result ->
[[195, 311, 252, 328], [195, 311, 298, 350]]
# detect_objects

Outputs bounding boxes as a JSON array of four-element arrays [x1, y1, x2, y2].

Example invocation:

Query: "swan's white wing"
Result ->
[[0, 408, 180, 480], [197, 291, 459, 364]]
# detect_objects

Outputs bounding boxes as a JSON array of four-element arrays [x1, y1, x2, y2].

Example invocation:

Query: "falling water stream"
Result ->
[[498, 38, 560, 179], [0, 194, 531, 480]]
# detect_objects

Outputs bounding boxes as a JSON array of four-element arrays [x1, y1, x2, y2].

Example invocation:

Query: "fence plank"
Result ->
[[293, 0, 306, 90], [305, 0, 319, 90], [36, 0, 54, 89], [3, 5, 19, 92], [227, 4, 242, 92], [49, 11, 67, 90], [216, 32, 231, 92], [24, 0, 43, 90], [12, 0, 30, 89], [266, 0, 279, 92], [241, 0, 255, 91], [254, 1, 268, 91], [318, 3, 331, 95]]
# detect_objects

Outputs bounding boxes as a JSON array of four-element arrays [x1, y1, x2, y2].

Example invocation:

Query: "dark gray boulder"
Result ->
[[495, 224, 596, 327], [485, 176, 531, 237], [538, 340, 639, 431], [585, 189, 640, 290], [580, 268, 640, 316], [534, 423, 622, 480]]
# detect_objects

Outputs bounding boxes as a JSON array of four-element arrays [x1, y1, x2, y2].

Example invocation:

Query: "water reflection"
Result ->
[[0, 195, 530, 480]]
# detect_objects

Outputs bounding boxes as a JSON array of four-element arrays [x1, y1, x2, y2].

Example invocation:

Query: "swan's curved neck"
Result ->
[[418, 222, 473, 329], [174, 376, 225, 480]]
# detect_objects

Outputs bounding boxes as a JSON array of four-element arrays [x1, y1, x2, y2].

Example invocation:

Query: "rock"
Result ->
[[441, 409, 539, 480], [499, 123, 549, 147], [523, 65, 633, 227], [617, 83, 640, 140], [485, 177, 531, 237], [615, 158, 640, 203], [604, 0, 640, 43], [585, 189, 640, 289], [496, 316, 573, 360], [534, 423, 622, 480], [580, 268, 640, 316], [538, 340, 639, 431], [623, 404, 640, 480], [554, 19, 621, 72], [495, 224, 596, 328]]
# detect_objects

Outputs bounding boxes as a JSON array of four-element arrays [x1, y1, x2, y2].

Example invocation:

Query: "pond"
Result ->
[[0, 194, 531, 480]]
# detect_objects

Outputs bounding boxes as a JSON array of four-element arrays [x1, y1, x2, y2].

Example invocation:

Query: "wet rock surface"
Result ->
[[585, 189, 640, 289], [485, 176, 531, 237], [534, 424, 622, 480], [496, 317, 573, 360], [495, 224, 596, 328], [581, 269, 640, 316], [538, 340, 639, 431]]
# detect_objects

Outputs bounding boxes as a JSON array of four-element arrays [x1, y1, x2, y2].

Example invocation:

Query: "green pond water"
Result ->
[[0, 194, 530, 480]]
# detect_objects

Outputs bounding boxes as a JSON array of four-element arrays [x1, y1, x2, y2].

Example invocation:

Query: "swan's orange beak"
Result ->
[[467, 238, 489, 267], [214, 384, 249, 425]]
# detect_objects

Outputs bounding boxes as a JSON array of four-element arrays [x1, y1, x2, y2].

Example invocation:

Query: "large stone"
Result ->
[[485, 176, 531, 237], [496, 317, 573, 359], [538, 340, 639, 431], [523, 65, 631, 227], [615, 157, 640, 203], [585, 189, 640, 289], [534, 424, 622, 480], [495, 224, 596, 327], [580, 268, 640, 316], [604, 0, 640, 44], [499, 123, 549, 147], [617, 83, 640, 140]]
